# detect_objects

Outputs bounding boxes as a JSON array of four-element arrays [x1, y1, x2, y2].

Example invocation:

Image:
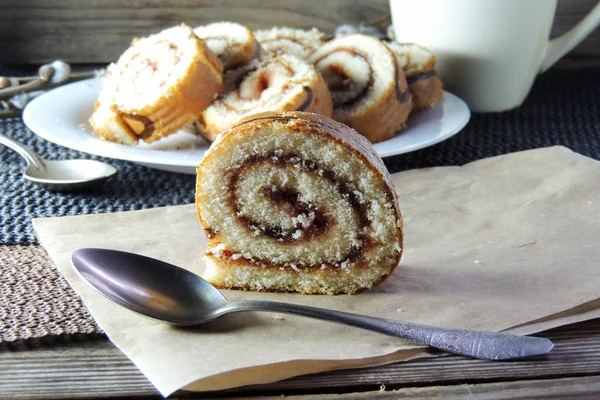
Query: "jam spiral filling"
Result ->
[[406, 70, 438, 84], [255, 27, 326, 59], [194, 22, 260, 70], [220, 153, 375, 269], [307, 34, 412, 143], [313, 48, 410, 109], [199, 54, 332, 140], [384, 41, 444, 112]]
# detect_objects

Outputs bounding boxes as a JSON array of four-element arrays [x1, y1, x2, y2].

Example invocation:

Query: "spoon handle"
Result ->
[[224, 301, 553, 360], [0, 132, 46, 170]]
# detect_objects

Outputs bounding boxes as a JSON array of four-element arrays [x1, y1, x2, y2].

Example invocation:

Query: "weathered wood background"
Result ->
[[0, 0, 599, 64]]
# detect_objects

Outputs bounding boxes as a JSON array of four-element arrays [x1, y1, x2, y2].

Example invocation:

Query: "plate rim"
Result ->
[[23, 77, 470, 168], [374, 92, 471, 157]]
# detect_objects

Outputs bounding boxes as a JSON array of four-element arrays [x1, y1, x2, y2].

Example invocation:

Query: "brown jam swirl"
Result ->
[[295, 87, 314, 112], [258, 186, 329, 240], [120, 113, 155, 138], [223, 154, 370, 266], [406, 70, 438, 85], [222, 60, 296, 109], [393, 56, 411, 104], [313, 48, 373, 107]]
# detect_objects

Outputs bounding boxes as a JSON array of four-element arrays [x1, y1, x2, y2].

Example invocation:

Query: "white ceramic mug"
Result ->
[[390, 0, 600, 112]]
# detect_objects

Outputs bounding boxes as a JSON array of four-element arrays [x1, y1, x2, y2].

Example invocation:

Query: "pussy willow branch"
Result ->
[[0, 71, 97, 100]]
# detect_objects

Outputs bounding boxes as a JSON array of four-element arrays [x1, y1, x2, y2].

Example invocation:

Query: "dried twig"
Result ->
[[0, 60, 104, 117], [0, 60, 100, 100]]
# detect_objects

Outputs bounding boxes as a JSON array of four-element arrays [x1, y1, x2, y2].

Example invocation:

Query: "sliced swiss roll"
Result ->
[[91, 24, 223, 144], [194, 22, 261, 70], [308, 34, 412, 144], [196, 111, 403, 295], [90, 104, 138, 145], [385, 42, 444, 112], [198, 54, 333, 140], [254, 27, 326, 59], [90, 64, 138, 145]]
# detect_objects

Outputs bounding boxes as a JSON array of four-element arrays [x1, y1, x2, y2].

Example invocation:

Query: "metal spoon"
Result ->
[[0, 132, 116, 191], [71, 248, 554, 361]]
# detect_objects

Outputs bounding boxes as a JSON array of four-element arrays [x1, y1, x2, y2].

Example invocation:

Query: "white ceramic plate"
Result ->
[[23, 78, 470, 174]]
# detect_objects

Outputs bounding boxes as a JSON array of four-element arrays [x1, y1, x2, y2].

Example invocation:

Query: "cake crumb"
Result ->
[[293, 213, 312, 229], [340, 260, 351, 272], [210, 243, 226, 257], [394, 242, 402, 253]]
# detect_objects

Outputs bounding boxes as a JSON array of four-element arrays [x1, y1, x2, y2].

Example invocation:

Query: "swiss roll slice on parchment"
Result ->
[[195, 111, 403, 294]]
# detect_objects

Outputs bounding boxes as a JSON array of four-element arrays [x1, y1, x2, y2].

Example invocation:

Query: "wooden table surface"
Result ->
[[1, 318, 600, 399]]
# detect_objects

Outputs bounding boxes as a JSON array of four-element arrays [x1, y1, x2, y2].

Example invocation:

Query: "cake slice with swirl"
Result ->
[[198, 54, 333, 141], [385, 42, 444, 112], [308, 34, 412, 144], [194, 22, 261, 70], [90, 64, 139, 145], [196, 111, 403, 294], [90, 24, 223, 144], [254, 27, 326, 59]]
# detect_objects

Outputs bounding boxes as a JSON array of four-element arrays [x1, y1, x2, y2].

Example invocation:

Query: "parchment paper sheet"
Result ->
[[33, 146, 600, 397]]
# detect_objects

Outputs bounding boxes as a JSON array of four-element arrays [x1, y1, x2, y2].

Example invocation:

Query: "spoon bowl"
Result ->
[[1, 132, 116, 191], [25, 159, 117, 191], [71, 248, 554, 360], [72, 248, 227, 324]]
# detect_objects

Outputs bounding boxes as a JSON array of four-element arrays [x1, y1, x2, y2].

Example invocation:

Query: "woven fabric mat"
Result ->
[[0, 66, 599, 342], [0, 245, 102, 342]]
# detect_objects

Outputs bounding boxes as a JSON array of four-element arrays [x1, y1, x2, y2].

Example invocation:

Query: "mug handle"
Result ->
[[540, 1, 600, 72]]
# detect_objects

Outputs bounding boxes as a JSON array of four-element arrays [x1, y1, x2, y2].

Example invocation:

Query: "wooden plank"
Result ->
[[0, 335, 157, 399], [226, 376, 600, 399], [0, 0, 598, 64], [1, 319, 600, 399], [231, 321, 600, 395], [0, 0, 388, 64]]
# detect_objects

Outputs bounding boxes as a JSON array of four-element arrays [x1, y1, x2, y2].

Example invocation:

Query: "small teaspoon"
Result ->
[[71, 248, 554, 361], [0, 132, 116, 191]]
